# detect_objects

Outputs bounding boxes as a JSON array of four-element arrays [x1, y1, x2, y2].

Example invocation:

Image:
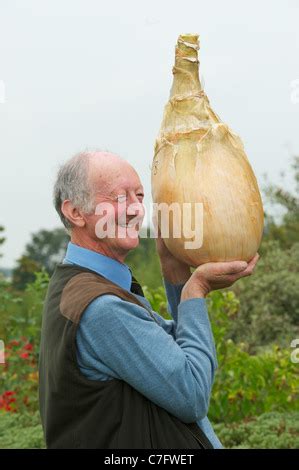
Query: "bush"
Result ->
[[207, 290, 299, 423], [209, 340, 299, 423], [0, 271, 49, 413], [0, 270, 49, 342], [230, 241, 299, 350], [1, 409, 298, 449], [0, 411, 45, 449], [214, 412, 299, 449], [1, 337, 39, 413]]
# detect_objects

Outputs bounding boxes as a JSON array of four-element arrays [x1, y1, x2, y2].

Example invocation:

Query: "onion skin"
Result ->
[[151, 34, 264, 266]]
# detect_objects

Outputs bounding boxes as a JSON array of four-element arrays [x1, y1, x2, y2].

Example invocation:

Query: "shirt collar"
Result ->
[[63, 242, 132, 292]]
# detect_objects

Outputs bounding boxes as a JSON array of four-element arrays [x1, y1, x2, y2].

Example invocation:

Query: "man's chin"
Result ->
[[119, 235, 140, 251], [112, 228, 140, 251]]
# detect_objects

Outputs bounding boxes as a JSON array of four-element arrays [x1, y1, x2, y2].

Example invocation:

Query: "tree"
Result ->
[[12, 256, 43, 291], [22, 228, 70, 275], [12, 228, 69, 290], [262, 156, 299, 249]]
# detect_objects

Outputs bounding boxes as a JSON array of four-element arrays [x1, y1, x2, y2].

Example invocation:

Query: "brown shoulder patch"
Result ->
[[59, 272, 151, 324]]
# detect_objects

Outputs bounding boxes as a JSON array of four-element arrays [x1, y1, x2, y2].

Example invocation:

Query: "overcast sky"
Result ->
[[0, 0, 298, 267]]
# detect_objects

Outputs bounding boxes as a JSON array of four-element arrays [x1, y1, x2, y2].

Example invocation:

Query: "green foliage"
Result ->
[[1, 337, 39, 413], [0, 276, 23, 340], [12, 256, 42, 291], [214, 412, 299, 449], [262, 155, 299, 249], [24, 228, 69, 274], [210, 341, 299, 423], [0, 270, 49, 341], [206, 290, 240, 344], [1, 409, 298, 449], [230, 241, 299, 350], [12, 228, 69, 289], [207, 290, 299, 423], [142, 285, 170, 319], [126, 234, 162, 290], [0, 272, 49, 414], [0, 411, 45, 449]]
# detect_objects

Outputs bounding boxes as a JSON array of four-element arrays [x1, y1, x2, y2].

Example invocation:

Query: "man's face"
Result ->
[[83, 161, 145, 261]]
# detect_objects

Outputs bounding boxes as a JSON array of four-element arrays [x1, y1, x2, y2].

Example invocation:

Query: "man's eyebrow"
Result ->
[[108, 186, 144, 195]]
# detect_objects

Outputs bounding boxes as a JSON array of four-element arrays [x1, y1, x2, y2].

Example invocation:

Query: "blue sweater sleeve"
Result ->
[[130, 279, 185, 339], [76, 293, 218, 423], [163, 278, 185, 320], [139, 278, 186, 339]]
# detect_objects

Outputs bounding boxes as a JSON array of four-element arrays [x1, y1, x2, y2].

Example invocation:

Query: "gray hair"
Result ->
[[53, 151, 95, 230]]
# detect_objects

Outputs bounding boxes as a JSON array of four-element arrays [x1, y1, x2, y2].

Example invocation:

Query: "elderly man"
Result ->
[[39, 151, 258, 449]]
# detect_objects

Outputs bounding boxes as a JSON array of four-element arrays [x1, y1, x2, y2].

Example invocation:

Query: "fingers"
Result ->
[[215, 253, 260, 275], [248, 253, 260, 269], [235, 253, 260, 278], [211, 260, 248, 276], [189, 253, 261, 293], [198, 253, 260, 283]]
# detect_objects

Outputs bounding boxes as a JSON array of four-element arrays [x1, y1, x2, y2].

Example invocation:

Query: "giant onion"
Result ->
[[151, 34, 264, 266]]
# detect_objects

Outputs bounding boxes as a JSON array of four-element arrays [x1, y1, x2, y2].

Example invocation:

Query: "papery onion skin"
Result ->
[[151, 34, 264, 266]]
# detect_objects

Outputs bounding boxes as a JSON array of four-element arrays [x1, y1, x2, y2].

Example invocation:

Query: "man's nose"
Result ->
[[126, 197, 144, 217]]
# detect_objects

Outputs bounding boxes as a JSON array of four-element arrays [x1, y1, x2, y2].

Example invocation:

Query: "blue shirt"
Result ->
[[63, 242, 222, 449]]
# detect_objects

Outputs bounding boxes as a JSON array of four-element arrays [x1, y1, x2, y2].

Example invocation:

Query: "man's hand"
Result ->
[[181, 253, 260, 301]]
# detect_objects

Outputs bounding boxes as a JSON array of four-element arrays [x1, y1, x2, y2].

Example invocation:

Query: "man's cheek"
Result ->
[[95, 215, 117, 239], [94, 203, 116, 239]]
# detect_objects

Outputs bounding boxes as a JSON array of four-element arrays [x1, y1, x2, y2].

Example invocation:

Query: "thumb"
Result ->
[[215, 260, 248, 275]]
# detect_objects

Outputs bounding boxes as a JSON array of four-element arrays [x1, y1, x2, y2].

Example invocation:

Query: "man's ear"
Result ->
[[61, 200, 86, 228]]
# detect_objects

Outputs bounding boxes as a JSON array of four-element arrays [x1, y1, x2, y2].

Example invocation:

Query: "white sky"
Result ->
[[0, 0, 298, 267]]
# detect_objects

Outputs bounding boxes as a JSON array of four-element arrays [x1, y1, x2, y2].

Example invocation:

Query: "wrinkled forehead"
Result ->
[[90, 159, 143, 194]]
